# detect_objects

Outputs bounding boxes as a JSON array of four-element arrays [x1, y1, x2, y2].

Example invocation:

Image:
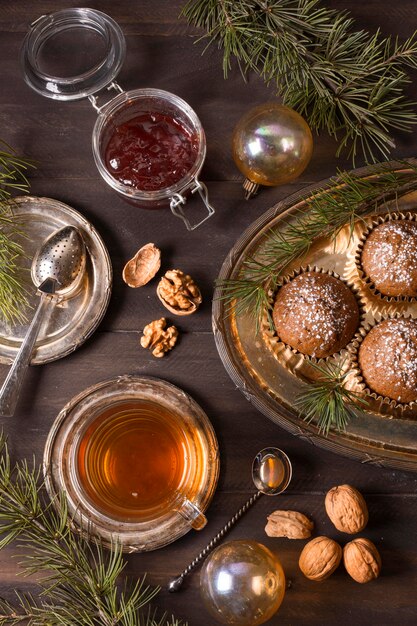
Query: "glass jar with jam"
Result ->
[[21, 8, 215, 230]]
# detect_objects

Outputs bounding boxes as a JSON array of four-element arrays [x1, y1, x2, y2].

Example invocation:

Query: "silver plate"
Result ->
[[213, 162, 417, 472], [0, 196, 112, 365]]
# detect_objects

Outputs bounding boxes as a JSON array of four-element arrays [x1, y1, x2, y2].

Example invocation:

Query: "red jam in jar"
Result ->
[[104, 112, 200, 192]]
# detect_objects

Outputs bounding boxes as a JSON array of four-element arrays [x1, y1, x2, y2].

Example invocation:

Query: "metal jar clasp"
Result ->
[[170, 178, 215, 231], [88, 82, 124, 113]]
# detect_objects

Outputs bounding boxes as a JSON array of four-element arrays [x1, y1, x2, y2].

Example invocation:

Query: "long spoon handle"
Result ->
[[0, 285, 54, 417], [168, 490, 262, 592]]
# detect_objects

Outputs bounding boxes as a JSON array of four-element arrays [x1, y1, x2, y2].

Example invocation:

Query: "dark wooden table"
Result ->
[[1, 2, 417, 624]]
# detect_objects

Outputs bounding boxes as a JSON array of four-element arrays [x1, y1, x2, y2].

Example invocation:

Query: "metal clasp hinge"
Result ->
[[88, 81, 124, 113], [170, 178, 215, 231]]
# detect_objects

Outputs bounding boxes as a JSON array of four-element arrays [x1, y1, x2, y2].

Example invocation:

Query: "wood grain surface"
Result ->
[[1, 1, 417, 624]]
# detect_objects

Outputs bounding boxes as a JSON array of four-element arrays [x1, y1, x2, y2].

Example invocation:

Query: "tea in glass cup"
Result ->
[[44, 376, 219, 551], [76, 399, 206, 527]]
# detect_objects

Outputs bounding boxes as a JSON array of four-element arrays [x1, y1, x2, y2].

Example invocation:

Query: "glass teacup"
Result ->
[[44, 376, 219, 551]]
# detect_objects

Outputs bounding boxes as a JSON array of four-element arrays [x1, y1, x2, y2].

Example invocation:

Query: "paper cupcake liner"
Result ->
[[349, 313, 417, 412], [355, 211, 417, 303], [261, 265, 365, 364]]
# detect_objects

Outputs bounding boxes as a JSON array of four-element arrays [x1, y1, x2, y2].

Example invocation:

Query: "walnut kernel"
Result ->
[[299, 536, 342, 581], [343, 538, 381, 583], [157, 269, 202, 315], [325, 484, 368, 534], [265, 510, 314, 539], [140, 318, 178, 358]]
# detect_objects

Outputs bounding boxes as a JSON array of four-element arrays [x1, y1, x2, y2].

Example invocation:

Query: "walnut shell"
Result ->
[[343, 538, 381, 583], [299, 536, 342, 581], [122, 243, 161, 288], [265, 510, 314, 539], [325, 484, 368, 534]]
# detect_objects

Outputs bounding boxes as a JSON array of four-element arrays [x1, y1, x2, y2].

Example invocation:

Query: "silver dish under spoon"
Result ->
[[0, 225, 86, 417]]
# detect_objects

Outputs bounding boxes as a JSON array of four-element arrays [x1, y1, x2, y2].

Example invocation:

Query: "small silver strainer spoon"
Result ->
[[169, 447, 292, 591], [0, 225, 86, 417]]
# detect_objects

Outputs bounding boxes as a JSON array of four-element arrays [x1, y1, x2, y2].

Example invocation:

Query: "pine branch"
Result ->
[[0, 142, 34, 326], [294, 360, 368, 435], [0, 436, 185, 626], [181, 0, 417, 163], [217, 159, 417, 329], [0, 594, 36, 625]]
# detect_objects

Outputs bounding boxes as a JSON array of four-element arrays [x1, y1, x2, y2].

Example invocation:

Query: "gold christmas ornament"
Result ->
[[232, 103, 313, 198], [200, 540, 286, 625]]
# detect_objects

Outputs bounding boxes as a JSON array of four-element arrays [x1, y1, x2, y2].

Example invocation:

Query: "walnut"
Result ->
[[140, 318, 178, 358], [343, 538, 381, 583], [325, 484, 368, 534], [123, 243, 161, 288], [265, 510, 314, 539], [299, 536, 342, 581], [157, 269, 202, 315]]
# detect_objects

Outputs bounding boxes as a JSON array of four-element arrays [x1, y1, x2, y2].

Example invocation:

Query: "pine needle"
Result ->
[[0, 141, 34, 326], [295, 360, 368, 435], [217, 159, 417, 329], [0, 435, 186, 626], [181, 0, 417, 164]]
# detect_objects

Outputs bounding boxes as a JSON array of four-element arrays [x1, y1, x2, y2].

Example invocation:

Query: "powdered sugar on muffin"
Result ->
[[273, 271, 360, 358]]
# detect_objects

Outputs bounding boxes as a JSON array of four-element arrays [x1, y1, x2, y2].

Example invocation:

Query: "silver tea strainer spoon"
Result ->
[[169, 447, 292, 591], [0, 225, 86, 417]]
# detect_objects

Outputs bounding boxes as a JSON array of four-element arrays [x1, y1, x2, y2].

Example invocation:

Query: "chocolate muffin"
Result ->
[[360, 220, 417, 297], [272, 271, 360, 358], [358, 318, 417, 403]]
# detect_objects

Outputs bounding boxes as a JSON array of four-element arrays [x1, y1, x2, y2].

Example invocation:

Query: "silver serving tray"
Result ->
[[213, 163, 417, 472], [0, 196, 112, 364]]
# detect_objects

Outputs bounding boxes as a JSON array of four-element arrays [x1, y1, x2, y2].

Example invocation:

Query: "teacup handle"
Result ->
[[176, 497, 207, 531], [170, 178, 215, 231]]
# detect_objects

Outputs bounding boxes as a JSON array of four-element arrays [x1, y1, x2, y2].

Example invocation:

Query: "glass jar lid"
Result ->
[[21, 8, 126, 100]]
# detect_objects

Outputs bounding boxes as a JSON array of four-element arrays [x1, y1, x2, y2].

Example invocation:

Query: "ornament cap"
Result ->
[[243, 178, 260, 200]]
